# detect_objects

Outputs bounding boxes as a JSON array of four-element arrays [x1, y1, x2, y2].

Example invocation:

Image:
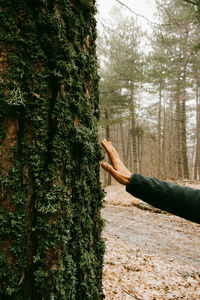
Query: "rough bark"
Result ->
[[0, 1, 104, 299]]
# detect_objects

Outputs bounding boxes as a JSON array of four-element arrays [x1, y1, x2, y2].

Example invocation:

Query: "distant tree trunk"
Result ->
[[137, 133, 142, 173], [181, 92, 189, 179], [105, 109, 111, 185], [194, 75, 200, 179], [127, 127, 131, 171], [120, 113, 127, 166], [175, 79, 183, 179], [162, 97, 166, 179], [181, 55, 189, 179], [168, 98, 174, 178], [157, 83, 162, 178], [0, 1, 104, 299], [130, 83, 138, 172]]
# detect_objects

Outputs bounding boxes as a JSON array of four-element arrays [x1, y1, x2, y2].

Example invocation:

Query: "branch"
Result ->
[[114, 0, 188, 27], [183, 0, 200, 5], [114, 0, 160, 25], [122, 289, 142, 300]]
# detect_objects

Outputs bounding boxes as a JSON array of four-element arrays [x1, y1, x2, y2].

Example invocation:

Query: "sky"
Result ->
[[96, 0, 158, 31]]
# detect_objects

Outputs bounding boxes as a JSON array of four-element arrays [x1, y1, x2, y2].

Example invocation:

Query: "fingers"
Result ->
[[101, 162, 119, 178], [101, 139, 111, 150], [101, 139, 112, 146], [101, 139, 112, 161], [101, 139, 119, 164], [101, 139, 131, 186], [101, 162, 130, 185]]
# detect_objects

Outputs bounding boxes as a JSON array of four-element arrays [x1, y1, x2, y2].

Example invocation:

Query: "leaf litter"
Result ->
[[102, 183, 200, 299]]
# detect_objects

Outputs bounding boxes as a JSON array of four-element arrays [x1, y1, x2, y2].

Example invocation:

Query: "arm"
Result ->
[[101, 139, 200, 224], [127, 174, 200, 224]]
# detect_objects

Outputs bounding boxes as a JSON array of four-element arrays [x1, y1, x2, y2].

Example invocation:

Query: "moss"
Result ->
[[0, 0, 104, 299]]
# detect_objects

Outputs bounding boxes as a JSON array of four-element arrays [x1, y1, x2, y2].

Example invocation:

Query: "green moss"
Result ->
[[0, 0, 104, 299]]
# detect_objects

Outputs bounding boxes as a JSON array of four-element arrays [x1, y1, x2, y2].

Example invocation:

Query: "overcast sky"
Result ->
[[96, 0, 158, 30]]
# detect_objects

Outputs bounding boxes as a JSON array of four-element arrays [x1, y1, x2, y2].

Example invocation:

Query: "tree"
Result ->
[[98, 9, 144, 178], [191, 53, 200, 179], [146, 31, 170, 178], [147, 0, 200, 179], [0, 1, 104, 299]]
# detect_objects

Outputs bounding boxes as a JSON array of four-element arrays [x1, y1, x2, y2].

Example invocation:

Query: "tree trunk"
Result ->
[[120, 113, 127, 166], [0, 1, 104, 299], [181, 91, 189, 179], [181, 56, 189, 179], [157, 83, 162, 178], [194, 75, 200, 180], [168, 98, 174, 178], [175, 79, 183, 179], [126, 126, 131, 171], [130, 83, 138, 173], [105, 109, 111, 185], [137, 134, 142, 174]]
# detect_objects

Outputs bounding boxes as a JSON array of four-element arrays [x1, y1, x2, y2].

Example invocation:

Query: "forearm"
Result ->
[[126, 174, 200, 224]]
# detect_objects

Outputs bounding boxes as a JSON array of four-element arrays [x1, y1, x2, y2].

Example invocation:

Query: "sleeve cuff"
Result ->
[[126, 173, 135, 192]]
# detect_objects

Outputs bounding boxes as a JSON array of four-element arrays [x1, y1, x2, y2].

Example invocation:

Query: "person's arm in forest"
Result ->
[[101, 139, 200, 224]]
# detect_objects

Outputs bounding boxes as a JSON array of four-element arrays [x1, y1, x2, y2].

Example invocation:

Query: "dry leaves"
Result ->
[[102, 183, 200, 299]]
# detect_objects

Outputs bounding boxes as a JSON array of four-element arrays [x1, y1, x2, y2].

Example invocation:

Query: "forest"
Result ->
[[0, 0, 200, 299], [99, 2, 200, 298], [98, 0, 200, 185]]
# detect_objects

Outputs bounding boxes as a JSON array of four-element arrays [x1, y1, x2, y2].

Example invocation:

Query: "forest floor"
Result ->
[[101, 183, 200, 300]]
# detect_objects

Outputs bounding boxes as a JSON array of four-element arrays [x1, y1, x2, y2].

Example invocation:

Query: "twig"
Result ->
[[122, 288, 142, 299], [115, 0, 159, 25], [114, 0, 195, 28], [183, 0, 200, 5]]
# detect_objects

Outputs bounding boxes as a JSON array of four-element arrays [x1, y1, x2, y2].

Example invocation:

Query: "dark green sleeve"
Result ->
[[126, 174, 200, 224]]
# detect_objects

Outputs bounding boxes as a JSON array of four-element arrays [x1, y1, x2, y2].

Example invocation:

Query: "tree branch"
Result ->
[[183, 0, 200, 5], [114, 0, 159, 25], [114, 0, 191, 28]]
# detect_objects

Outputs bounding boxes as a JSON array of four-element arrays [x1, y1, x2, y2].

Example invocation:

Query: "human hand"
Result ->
[[101, 139, 131, 186]]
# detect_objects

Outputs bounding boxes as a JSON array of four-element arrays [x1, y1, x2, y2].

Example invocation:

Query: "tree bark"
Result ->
[[0, 1, 104, 299]]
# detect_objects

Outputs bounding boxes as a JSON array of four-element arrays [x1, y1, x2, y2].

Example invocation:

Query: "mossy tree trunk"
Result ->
[[0, 1, 104, 299]]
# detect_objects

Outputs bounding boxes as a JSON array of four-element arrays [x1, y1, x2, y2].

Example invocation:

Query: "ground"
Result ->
[[102, 183, 200, 299]]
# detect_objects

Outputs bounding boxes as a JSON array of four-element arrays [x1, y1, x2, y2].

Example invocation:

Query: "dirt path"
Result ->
[[102, 185, 200, 299]]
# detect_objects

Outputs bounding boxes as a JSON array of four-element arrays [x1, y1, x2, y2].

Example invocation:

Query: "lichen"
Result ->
[[0, 0, 104, 298]]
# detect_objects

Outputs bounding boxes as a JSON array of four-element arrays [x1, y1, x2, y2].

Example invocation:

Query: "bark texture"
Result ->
[[0, 1, 104, 299]]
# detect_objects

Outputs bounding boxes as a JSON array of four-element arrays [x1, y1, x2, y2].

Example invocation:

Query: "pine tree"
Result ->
[[150, 0, 199, 179], [98, 9, 143, 174]]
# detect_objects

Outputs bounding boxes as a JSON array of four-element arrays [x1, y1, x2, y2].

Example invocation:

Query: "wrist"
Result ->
[[125, 176, 131, 186]]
